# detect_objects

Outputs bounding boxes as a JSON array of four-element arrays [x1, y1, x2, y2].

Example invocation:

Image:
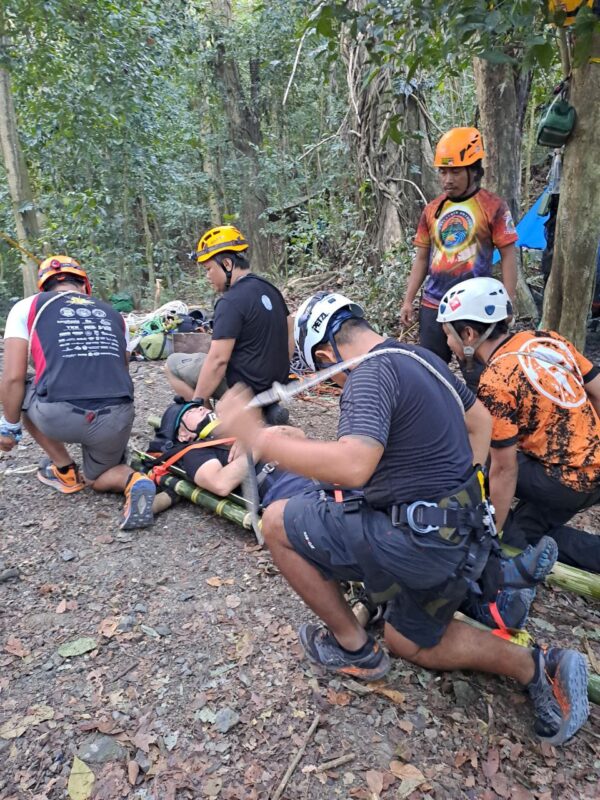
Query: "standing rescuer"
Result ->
[[165, 225, 292, 425], [400, 127, 518, 388], [216, 291, 589, 747], [0, 256, 155, 530], [437, 276, 600, 573]]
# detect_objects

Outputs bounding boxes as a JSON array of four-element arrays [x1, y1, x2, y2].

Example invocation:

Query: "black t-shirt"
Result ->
[[181, 444, 311, 504], [212, 274, 290, 393], [337, 340, 475, 508]]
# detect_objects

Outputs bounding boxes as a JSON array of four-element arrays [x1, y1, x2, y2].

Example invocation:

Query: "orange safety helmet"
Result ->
[[37, 255, 92, 295], [434, 127, 485, 168], [549, 1, 594, 26], [196, 225, 249, 264]]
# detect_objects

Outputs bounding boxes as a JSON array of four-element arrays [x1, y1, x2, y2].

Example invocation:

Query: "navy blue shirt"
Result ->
[[337, 340, 475, 508], [28, 291, 133, 404]]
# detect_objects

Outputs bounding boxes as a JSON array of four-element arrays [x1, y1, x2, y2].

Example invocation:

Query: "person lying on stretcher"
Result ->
[[147, 397, 314, 510], [146, 397, 555, 635]]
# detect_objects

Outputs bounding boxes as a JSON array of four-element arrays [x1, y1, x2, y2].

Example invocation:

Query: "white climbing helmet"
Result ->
[[294, 291, 364, 371], [437, 277, 512, 324]]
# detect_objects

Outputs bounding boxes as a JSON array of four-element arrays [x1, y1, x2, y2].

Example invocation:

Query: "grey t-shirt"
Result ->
[[337, 340, 475, 508]]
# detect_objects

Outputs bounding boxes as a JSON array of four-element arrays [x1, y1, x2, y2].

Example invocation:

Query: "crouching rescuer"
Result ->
[[217, 291, 589, 746], [0, 256, 155, 530]]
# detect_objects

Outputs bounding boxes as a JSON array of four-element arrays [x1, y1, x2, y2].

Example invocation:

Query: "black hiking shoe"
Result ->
[[501, 536, 558, 588], [298, 623, 390, 681], [527, 645, 589, 745]]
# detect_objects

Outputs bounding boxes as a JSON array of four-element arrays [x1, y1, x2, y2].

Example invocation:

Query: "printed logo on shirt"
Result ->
[[438, 208, 475, 250], [66, 296, 94, 306], [92, 308, 107, 318], [516, 337, 586, 409], [261, 294, 273, 311], [59, 307, 76, 318], [75, 308, 92, 318]]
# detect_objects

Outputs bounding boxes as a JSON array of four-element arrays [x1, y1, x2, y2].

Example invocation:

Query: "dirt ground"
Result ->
[[1, 355, 599, 800]]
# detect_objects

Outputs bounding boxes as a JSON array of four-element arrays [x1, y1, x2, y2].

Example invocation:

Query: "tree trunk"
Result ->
[[473, 57, 537, 320], [541, 33, 600, 349], [341, 34, 439, 255], [207, 1, 271, 270], [140, 193, 155, 292], [0, 50, 40, 297]]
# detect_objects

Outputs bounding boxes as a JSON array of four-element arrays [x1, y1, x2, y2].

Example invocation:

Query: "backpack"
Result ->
[[137, 332, 173, 360]]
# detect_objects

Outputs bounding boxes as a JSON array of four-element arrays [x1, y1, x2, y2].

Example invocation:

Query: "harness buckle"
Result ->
[[406, 500, 439, 534]]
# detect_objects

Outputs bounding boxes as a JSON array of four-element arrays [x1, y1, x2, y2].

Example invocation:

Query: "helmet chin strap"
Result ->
[[446, 321, 497, 369]]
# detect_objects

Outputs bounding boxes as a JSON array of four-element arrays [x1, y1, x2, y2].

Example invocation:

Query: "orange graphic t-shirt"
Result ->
[[478, 330, 600, 491], [414, 188, 517, 307]]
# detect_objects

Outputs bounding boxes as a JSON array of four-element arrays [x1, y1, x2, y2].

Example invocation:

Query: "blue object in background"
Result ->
[[493, 192, 550, 263]]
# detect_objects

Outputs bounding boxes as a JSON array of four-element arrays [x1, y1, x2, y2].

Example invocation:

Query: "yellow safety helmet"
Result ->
[[37, 255, 92, 295], [196, 225, 249, 264], [434, 127, 485, 168]]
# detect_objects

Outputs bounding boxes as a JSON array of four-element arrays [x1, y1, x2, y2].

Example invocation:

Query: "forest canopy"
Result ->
[[1, 0, 599, 344]]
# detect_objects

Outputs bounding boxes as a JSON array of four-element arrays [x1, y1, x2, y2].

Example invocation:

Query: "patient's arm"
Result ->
[[194, 455, 249, 497]]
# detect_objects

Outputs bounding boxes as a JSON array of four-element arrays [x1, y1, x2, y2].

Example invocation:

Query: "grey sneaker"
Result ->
[[501, 536, 558, 588], [527, 646, 589, 745], [464, 586, 536, 630], [299, 623, 390, 681]]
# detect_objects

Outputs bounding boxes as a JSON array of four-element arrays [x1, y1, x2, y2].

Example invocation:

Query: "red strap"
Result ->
[[488, 600, 513, 640], [149, 438, 235, 481], [333, 488, 344, 503]]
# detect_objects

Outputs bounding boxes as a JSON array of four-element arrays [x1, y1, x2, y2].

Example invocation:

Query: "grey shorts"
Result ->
[[23, 386, 134, 481], [166, 352, 228, 398], [283, 490, 490, 648]]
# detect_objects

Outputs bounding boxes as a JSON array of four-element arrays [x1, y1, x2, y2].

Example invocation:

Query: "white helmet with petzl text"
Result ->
[[294, 291, 364, 371]]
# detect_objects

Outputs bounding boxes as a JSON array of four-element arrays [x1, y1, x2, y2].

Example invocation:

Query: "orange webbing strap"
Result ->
[[149, 438, 236, 482], [488, 600, 513, 641], [333, 488, 344, 503]]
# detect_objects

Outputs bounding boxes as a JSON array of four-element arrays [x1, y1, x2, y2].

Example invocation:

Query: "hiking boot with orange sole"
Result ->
[[527, 645, 589, 745], [37, 461, 85, 494], [299, 622, 390, 681], [120, 472, 156, 530]]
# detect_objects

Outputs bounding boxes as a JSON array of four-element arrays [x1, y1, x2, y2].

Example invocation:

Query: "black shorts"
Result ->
[[283, 490, 491, 648]]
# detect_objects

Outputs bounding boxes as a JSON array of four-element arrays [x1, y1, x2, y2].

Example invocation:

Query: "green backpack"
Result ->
[[138, 332, 173, 360]]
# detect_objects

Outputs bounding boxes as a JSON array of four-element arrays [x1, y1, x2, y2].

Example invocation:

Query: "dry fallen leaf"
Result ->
[[55, 599, 68, 614], [98, 617, 119, 639], [206, 576, 223, 587], [225, 594, 241, 609], [127, 760, 139, 786], [391, 764, 425, 799], [326, 688, 352, 706], [482, 748, 500, 779], [0, 704, 54, 739], [67, 756, 95, 800], [367, 684, 406, 705], [4, 636, 29, 658], [365, 769, 384, 797]]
